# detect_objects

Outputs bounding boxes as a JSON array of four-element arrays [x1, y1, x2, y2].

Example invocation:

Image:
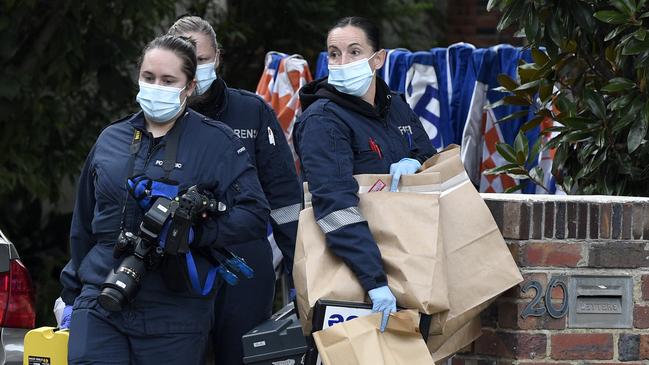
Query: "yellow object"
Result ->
[[23, 327, 68, 365]]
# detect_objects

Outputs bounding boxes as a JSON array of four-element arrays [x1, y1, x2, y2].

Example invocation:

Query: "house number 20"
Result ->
[[520, 277, 569, 319]]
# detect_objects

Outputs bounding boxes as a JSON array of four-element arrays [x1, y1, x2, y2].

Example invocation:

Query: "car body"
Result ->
[[0, 230, 36, 365]]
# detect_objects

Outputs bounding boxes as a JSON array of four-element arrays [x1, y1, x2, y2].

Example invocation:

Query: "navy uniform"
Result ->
[[293, 77, 436, 292], [60, 109, 269, 364], [190, 77, 302, 365]]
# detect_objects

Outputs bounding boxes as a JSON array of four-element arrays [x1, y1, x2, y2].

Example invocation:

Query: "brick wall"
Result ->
[[447, 0, 521, 47], [452, 194, 649, 364]]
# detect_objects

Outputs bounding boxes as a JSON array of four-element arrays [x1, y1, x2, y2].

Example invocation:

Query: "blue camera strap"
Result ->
[[158, 224, 218, 295], [185, 252, 219, 296]]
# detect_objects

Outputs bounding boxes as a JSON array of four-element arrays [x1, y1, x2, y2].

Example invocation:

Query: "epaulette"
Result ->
[[108, 111, 139, 126]]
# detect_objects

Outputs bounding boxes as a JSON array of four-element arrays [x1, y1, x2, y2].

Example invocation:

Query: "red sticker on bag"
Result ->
[[369, 179, 386, 192]]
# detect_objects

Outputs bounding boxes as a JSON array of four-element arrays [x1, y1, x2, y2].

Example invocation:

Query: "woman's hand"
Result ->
[[368, 285, 397, 332], [60, 305, 73, 329], [389, 158, 421, 192]]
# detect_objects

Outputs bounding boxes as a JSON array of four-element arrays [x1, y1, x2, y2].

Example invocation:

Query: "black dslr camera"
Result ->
[[98, 187, 218, 312]]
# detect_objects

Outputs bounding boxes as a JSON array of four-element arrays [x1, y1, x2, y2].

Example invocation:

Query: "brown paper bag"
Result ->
[[431, 316, 482, 363], [419, 145, 523, 355], [294, 172, 449, 334], [313, 310, 434, 365]]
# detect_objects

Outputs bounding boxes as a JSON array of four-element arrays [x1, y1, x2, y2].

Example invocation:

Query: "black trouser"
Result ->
[[212, 240, 275, 365]]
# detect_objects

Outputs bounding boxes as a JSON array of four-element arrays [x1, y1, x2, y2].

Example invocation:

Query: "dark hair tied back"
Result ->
[[138, 35, 198, 84], [329, 16, 381, 52]]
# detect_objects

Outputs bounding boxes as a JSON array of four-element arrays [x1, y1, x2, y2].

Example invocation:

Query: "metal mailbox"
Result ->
[[568, 276, 632, 328]]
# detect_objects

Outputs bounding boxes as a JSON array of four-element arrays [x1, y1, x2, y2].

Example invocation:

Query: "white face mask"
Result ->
[[195, 62, 217, 95], [327, 52, 377, 97], [136, 82, 187, 124]]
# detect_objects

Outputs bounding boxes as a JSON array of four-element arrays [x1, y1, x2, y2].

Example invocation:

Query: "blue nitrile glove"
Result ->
[[389, 158, 421, 192], [368, 286, 397, 332], [60, 305, 73, 329]]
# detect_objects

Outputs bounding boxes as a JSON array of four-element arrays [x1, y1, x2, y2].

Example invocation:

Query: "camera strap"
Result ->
[[119, 129, 143, 233]]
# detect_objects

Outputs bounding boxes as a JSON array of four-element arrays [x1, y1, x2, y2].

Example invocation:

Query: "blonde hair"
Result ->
[[168, 16, 219, 53]]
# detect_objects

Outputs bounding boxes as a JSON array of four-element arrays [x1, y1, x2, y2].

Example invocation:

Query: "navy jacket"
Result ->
[[190, 78, 302, 271], [293, 77, 436, 291], [60, 109, 269, 307]]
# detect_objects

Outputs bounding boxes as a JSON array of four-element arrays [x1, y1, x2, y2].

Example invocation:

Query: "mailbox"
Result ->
[[568, 276, 632, 328]]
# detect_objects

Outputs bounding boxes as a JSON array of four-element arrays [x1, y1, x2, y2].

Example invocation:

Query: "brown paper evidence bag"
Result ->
[[293, 145, 523, 361]]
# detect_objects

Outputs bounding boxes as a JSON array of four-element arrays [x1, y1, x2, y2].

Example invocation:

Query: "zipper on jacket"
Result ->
[[141, 130, 163, 170], [380, 94, 392, 128]]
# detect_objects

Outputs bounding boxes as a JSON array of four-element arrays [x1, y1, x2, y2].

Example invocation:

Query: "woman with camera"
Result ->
[[59, 34, 269, 364]]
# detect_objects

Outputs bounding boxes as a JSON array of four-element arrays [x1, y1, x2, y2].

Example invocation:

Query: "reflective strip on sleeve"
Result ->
[[316, 206, 366, 234], [270, 203, 301, 225]]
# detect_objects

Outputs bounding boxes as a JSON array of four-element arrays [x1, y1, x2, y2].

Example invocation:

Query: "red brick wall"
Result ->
[[452, 195, 649, 364], [447, 0, 521, 47]]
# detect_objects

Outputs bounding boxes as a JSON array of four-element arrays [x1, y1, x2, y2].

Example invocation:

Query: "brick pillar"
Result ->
[[452, 194, 649, 365]]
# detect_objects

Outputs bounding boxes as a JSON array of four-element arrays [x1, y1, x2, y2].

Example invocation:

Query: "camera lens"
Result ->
[[98, 287, 125, 312], [98, 255, 146, 311]]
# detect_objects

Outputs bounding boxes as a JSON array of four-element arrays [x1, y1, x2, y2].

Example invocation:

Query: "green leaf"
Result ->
[[532, 48, 550, 66], [499, 109, 531, 123], [528, 136, 544, 165], [622, 38, 649, 55], [529, 166, 544, 184], [539, 82, 553, 103], [583, 89, 607, 120], [522, 115, 545, 132], [497, 0, 526, 31], [496, 143, 518, 164], [525, 4, 540, 41], [503, 95, 532, 106], [613, 95, 644, 132], [514, 131, 529, 161], [514, 79, 541, 92], [608, 93, 635, 110], [504, 183, 525, 193], [628, 102, 649, 153], [570, 2, 597, 32], [634, 28, 647, 41], [593, 10, 629, 24], [556, 93, 577, 117], [484, 163, 521, 175], [635, 50, 649, 68], [548, 15, 564, 47], [497, 74, 519, 91], [565, 130, 594, 142], [640, 11, 649, 19], [601, 77, 636, 92], [605, 25, 630, 42], [560, 116, 594, 129], [488, 98, 508, 110], [486, 0, 503, 12], [610, 0, 636, 15]]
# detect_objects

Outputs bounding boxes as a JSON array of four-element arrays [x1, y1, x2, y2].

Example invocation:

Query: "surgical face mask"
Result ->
[[195, 62, 217, 95], [327, 52, 377, 97], [136, 82, 187, 124]]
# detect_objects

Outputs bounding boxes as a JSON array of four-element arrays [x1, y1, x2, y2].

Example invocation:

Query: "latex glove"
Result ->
[[60, 305, 73, 329], [389, 158, 421, 192], [368, 285, 397, 332]]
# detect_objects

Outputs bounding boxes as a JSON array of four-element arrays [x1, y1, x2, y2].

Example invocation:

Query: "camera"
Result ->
[[98, 186, 223, 312], [98, 197, 173, 312]]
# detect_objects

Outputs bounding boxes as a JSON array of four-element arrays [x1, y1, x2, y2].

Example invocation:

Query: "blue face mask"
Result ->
[[195, 62, 217, 95], [327, 53, 377, 97], [136, 82, 187, 124]]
